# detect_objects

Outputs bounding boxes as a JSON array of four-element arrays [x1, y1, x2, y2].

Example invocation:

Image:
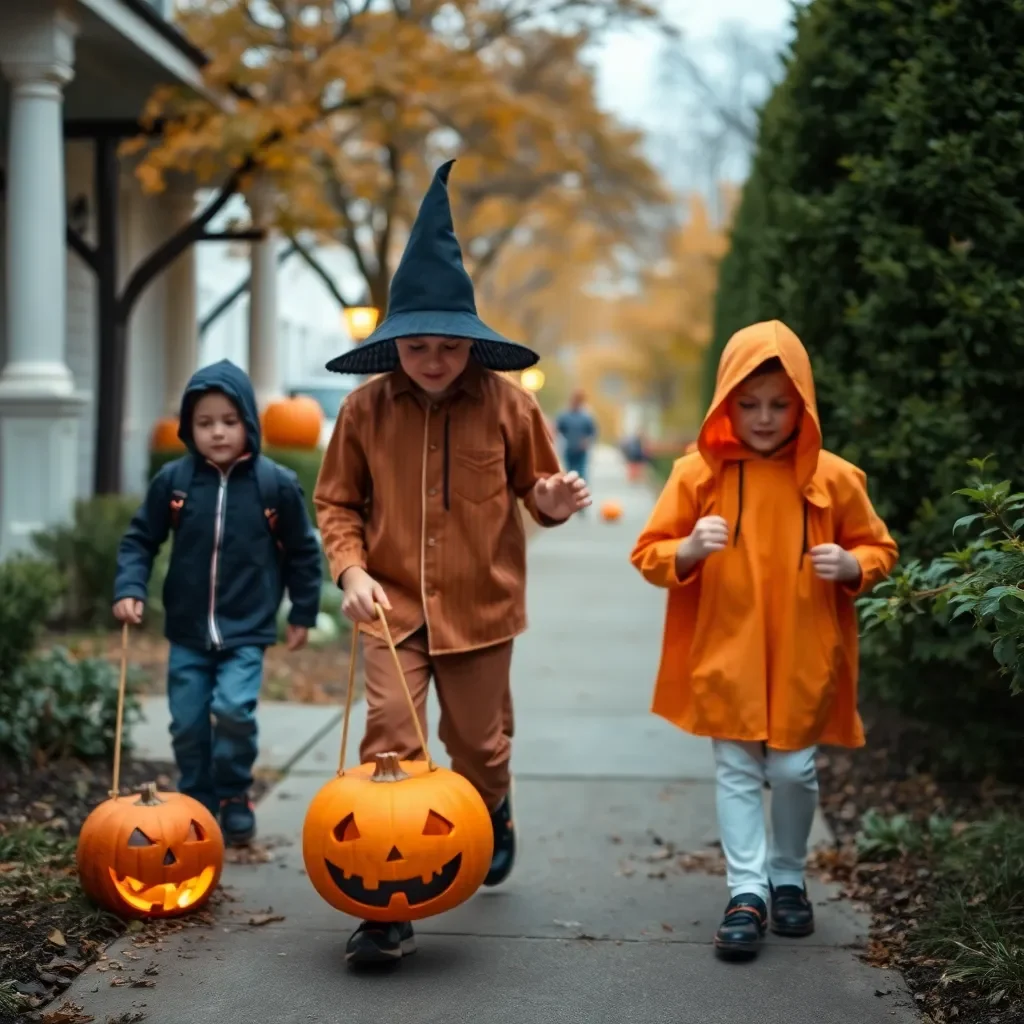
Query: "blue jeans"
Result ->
[[565, 448, 589, 480], [167, 643, 265, 814]]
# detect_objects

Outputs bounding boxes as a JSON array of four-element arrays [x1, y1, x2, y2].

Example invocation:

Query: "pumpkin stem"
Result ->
[[370, 752, 410, 783], [135, 782, 164, 806]]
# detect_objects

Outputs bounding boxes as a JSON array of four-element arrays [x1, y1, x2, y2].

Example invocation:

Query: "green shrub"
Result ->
[[33, 496, 141, 631], [859, 458, 1024, 779], [0, 648, 141, 765], [707, 0, 1024, 562], [0, 555, 63, 680]]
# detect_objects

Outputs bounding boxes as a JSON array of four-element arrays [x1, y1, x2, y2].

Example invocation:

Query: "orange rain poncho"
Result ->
[[631, 321, 898, 750]]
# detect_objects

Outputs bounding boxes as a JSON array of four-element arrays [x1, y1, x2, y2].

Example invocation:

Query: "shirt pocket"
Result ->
[[451, 446, 507, 504]]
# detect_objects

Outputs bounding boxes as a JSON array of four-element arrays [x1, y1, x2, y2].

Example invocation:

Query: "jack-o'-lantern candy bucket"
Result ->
[[302, 607, 493, 922], [76, 625, 225, 919]]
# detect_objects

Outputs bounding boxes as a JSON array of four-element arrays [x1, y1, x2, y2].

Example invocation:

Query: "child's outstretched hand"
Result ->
[[534, 471, 592, 520], [113, 598, 144, 625], [340, 567, 392, 624], [809, 543, 861, 584], [286, 624, 308, 651]]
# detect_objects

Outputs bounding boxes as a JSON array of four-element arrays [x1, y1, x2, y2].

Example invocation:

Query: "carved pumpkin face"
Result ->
[[76, 785, 224, 919], [302, 753, 493, 922]]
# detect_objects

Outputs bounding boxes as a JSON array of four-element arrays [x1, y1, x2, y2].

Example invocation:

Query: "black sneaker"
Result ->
[[219, 795, 256, 846], [483, 790, 516, 887], [713, 893, 768, 960], [345, 921, 416, 966], [770, 883, 815, 937]]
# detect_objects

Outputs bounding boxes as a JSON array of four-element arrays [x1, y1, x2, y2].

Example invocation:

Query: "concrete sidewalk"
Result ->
[[66, 446, 917, 1024]]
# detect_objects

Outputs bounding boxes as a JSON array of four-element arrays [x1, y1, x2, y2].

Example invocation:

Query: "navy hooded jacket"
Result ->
[[113, 360, 323, 652]]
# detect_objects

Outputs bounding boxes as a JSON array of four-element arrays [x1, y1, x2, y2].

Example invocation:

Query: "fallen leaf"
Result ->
[[47, 928, 67, 948], [247, 913, 285, 927]]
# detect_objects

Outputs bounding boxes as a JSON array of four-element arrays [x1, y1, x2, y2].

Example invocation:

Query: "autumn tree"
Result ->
[[580, 187, 736, 440], [131, 0, 670, 312]]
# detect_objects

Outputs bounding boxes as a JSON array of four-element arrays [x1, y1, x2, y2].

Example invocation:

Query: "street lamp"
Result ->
[[343, 305, 380, 342], [520, 367, 545, 392]]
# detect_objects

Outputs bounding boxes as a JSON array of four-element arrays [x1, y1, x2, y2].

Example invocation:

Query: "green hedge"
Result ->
[[706, 0, 1024, 562]]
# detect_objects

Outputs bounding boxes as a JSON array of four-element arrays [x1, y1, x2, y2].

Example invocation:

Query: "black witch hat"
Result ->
[[325, 160, 539, 375]]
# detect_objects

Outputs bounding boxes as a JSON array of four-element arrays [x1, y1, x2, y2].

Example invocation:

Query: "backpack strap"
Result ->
[[253, 455, 285, 553], [168, 456, 195, 531]]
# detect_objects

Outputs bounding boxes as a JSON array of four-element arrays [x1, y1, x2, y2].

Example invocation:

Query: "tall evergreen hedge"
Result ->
[[706, 0, 1024, 559]]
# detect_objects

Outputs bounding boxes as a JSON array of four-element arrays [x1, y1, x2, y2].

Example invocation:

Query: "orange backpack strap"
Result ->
[[168, 456, 195, 531]]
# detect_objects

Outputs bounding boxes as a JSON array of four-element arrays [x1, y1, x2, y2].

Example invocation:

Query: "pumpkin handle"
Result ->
[[109, 622, 130, 799], [337, 605, 436, 775]]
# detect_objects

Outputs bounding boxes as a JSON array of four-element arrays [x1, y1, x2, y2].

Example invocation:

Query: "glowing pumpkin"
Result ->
[[302, 752, 493, 922], [150, 417, 185, 452], [262, 396, 323, 450], [76, 784, 224, 919], [600, 499, 624, 522]]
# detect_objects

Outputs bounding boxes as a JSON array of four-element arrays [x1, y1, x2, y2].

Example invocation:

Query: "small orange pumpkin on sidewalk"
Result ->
[[262, 395, 323, 449], [600, 499, 624, 522]]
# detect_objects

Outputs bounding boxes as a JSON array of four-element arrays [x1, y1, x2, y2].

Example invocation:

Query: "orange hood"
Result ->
[[698, 320, 822, 489]]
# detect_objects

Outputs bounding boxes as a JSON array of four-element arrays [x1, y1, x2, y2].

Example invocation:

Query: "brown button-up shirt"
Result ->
[[313, 362, 563, 654]]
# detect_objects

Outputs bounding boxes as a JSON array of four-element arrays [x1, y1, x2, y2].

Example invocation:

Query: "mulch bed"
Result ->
[[812, 703, 1024, 1024], [0, 757, 275, 1023], [40, 630, 357, 706]]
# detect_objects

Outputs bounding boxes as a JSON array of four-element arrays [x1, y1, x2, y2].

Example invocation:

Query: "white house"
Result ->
[[0, 0, 361, 557]]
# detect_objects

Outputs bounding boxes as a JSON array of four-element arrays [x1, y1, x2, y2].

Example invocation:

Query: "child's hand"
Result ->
[[534, 471, 592, 520], [113, 598, 144, 625], [340, 567, 392, 624], [679, 516, 729, 562], [809, 543, 861, 583], [286, 624, 308, 651]]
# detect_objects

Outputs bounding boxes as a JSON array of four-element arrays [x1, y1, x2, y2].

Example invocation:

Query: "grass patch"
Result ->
[[913, 814, 1024, 1003]]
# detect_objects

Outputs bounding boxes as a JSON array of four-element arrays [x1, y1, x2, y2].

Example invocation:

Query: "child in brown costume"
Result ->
[[314, 161, 591, 966]]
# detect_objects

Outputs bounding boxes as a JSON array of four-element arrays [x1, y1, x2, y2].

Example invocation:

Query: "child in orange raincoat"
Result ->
[[631, 320, 898, 961]]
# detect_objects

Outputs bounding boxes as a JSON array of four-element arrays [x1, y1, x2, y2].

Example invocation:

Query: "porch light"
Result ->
[[520, 368, 545, 392], [343, 305, 380, 341]]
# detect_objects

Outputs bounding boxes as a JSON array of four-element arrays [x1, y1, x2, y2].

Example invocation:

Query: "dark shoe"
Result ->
[[713, 893, 768, 960], [483, 791, 516, 887], [219, 795, 256, 846], [770, 883, 815, 937], [345, 921, 416, 966]]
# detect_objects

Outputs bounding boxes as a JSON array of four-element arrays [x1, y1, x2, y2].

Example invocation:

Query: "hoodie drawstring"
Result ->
[[733, 462, 744, 545], [730, 461, 810, 567]]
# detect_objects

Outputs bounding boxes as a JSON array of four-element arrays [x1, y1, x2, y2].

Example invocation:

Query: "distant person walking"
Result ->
[[556, 389, 598, 483]]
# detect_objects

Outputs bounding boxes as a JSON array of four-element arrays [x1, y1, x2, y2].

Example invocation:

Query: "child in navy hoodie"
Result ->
[[113, 360, 322, 845]]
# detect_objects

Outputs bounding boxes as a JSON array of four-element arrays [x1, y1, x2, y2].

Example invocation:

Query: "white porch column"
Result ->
[[0, 7, 86, 557], [163, 190, 198, 416], [247, 185, 280, 408]]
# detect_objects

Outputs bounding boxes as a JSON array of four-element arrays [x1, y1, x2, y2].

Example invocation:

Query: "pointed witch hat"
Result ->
[[325, 160, 539, 375]]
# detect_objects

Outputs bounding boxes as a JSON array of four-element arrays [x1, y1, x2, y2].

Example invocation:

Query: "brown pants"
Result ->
[[360, 628, 514, 811]]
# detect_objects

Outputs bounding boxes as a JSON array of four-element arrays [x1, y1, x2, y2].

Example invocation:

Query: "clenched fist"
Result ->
[[678, 515, 730, 562], [809, 543, 861, 584]]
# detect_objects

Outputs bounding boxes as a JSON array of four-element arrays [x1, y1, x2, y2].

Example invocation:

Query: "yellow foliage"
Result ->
[[135, 0, 670, 309]]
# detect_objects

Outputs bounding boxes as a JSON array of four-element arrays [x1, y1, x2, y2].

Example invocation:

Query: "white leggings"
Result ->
[[713, 740, 819, 904]]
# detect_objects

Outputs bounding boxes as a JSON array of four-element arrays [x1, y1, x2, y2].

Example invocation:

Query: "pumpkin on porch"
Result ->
[[76, 783, 224, 920], [149, 417, 185, 452], [261, 396, 323, 450], [302, 752, 493, 922]]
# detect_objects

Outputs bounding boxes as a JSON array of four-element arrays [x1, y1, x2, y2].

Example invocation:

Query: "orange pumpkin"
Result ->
[[150, 417, 186, 452], [302, 752, 493, 922], [76, 784, 224, 919], [262, 396, 323, 450], [600, 499, 624, 522]]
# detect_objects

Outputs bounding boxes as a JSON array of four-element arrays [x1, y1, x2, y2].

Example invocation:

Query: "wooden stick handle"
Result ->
[[109, 622, 129, 799], [337, 605, 435, 774]]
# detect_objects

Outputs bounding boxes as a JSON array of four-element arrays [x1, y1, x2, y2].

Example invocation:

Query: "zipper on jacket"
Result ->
[[207, 464, 236, 649]]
